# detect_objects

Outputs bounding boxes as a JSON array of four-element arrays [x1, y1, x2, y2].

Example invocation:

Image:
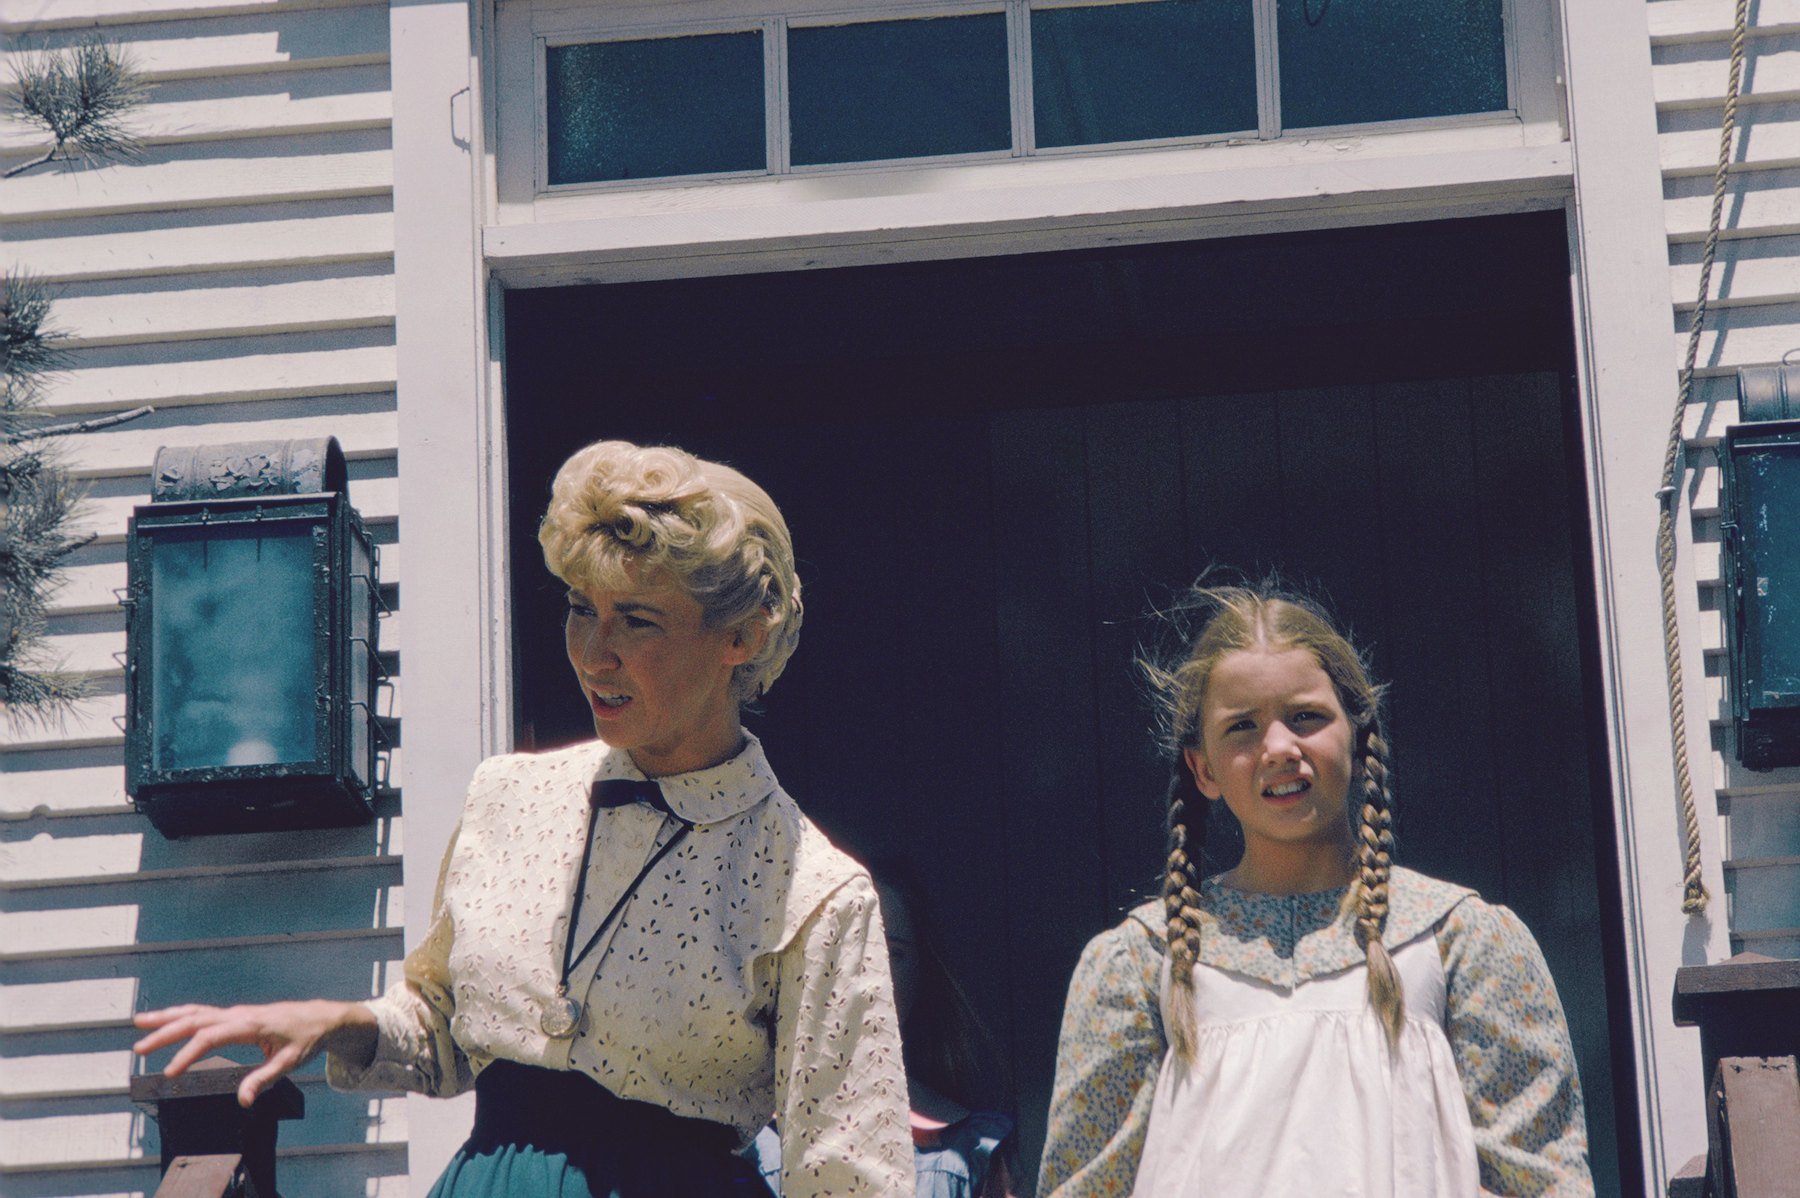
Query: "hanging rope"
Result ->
[[1660, 0, 1750, 916]]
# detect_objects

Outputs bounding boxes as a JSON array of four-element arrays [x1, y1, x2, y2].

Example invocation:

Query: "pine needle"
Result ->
[[4, 37, 148, 178]]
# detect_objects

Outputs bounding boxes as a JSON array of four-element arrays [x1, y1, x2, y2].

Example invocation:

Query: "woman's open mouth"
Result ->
[[1263, 779, 1309, 799], [589, 690, 633, 718]]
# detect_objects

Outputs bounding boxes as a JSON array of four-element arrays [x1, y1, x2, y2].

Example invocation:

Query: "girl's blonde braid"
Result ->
[[1352, 730, 1404, 1046], [1163, 773, 1206, 1063]]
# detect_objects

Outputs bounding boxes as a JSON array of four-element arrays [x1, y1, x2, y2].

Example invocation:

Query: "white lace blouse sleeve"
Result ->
[[326, 801, 480, 1098], [772, 872, 913, 1198]]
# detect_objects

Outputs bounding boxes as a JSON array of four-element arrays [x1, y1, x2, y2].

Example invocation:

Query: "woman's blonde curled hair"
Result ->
[[1142, 582, 1402, 1060], [538, 440, 803, 703]]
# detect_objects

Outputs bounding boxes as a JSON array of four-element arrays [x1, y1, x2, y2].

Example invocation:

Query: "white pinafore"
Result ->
[[1131, 930, 1480, 1198]]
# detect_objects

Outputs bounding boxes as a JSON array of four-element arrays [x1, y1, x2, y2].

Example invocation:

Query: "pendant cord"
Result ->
[[558, 808, 694, 992]]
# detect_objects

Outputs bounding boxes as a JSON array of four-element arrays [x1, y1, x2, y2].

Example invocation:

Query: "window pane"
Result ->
[[1032, 1, 1257, 148], [1278, 0, 1506, 128], [546, 33, 765, 184], [151, 525, 317, 772], [789, 15, 1011, 166]]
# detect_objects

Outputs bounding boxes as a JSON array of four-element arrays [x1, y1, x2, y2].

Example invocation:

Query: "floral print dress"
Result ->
[[1037, 867, 1593, 1198]]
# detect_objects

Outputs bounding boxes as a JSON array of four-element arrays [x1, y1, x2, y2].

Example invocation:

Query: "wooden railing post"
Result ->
[[1671, 953, 1800, 1197], [1705, 1057, 1800, 1198], [129, 1057, 304, 1198]]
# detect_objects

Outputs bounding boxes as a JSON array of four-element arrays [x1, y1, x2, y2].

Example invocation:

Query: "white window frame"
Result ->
[[526, 0, 1524, 197]]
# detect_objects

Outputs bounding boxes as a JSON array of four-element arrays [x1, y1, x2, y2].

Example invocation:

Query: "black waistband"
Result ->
[[470, 1060, 740, 1160]]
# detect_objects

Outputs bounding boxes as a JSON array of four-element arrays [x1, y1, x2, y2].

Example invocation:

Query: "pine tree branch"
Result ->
[[2, 405, 156, 444], [3, 38, 147, 177], [1, 147, 58, 180]]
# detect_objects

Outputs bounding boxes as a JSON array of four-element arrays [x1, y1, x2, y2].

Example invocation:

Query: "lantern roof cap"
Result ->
[[152, 437, 346, 503]]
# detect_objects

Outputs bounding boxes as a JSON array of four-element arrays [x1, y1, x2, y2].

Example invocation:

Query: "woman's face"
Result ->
[[563, 572, 758, 776]]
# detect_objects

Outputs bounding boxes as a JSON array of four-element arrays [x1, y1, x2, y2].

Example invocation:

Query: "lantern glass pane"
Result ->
[[788, 14, 1011, 166], [1277, 0, 1507, 129], [150, 525, 318, 772], [1031, 1, 1258, 148], [1739, 442, 1800, 707], [545, 33, 767, 184]]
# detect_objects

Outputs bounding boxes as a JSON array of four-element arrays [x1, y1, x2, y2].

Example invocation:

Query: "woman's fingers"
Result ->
[[130, 1001, 344, 1096], [236, 1044, 303, 1109], [131, 1010, 216, 1056], [162, 1013, 258, 1077]]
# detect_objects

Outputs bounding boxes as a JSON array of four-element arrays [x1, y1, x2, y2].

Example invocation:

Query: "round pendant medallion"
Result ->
[[539, 995, 582, 1039]]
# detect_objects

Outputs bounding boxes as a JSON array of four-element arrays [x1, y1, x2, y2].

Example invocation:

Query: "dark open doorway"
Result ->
[[502, 212, 1639, 1195]]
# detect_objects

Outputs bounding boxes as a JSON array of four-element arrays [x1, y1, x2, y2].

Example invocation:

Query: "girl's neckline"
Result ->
[[1205, 872, 1349, 899]]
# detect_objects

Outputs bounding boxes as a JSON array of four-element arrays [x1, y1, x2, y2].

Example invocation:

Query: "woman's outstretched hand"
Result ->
[[132, 1000, 378, 1108]]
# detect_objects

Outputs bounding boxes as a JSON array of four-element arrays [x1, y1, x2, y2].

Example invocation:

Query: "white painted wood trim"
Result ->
[[1558, 2, 1732, 1191], [0, 0, 379, 32], [389, 0, 503, 1185], [485, 139, 1572, 287]]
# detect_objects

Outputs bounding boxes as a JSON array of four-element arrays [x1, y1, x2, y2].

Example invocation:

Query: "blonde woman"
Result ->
[[136, 441, 913, 1198], [1039, 582, 1593, 1198]]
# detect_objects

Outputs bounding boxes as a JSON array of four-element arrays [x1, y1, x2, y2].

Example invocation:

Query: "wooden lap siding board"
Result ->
[[1649, 0, 1800, 959], [0, 2, 405, 1194]]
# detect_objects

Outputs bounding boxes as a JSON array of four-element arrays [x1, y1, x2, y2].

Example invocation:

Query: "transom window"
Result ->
[[540, 0, 1512, 188]]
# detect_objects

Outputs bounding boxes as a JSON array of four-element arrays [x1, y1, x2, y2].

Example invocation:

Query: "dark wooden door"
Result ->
[[504, 216, 1633, 1195]]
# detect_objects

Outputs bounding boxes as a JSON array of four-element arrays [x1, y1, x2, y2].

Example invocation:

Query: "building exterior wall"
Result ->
[[4, 0, 1797, 1193], [0, 1, 407, 1193], [1649, 0, 1800, 958]]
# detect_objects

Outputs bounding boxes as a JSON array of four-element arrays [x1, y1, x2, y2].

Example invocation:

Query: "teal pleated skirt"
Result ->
[[428, 1060, 773, 1198]]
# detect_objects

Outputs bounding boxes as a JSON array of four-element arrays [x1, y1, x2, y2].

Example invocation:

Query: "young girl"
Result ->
[[1037, 584, 1593, 1198]]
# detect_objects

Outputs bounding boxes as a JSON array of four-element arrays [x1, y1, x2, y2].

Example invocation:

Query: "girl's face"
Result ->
[[564, 572, 758, 777], [1183, 646, 1357, 868]]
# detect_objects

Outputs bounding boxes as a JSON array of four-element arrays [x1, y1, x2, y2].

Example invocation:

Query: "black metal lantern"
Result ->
[[124, 438, 383, 835], [1720, 361, 1800, 770]]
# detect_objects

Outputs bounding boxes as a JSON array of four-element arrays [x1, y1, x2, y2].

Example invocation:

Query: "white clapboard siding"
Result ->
[[0, 761, 134, 820], [0, 1078, 409, 1169], [1676, 303, 1800, 371], [44, 337, 396, 416], [49, 267, 395, 349], [1657, 0, 1800, 960], [0, 1050, 149, 1101], [53, 391, 399, 469], [1652, 34, 1800, 109], [1669, 233, 1800, 307], [0, 873, 405, 959], [1651, 0, 1800, 42], [63, 467, 399, 550], [1659, 103, 1800, 176], [0, 2, 403, 1190], [0, 131, 392, 222], [1663, 165, 1800, 239], [0, 978, 142, 1034], [1, 809, 403, 886], [0, 0, 382, 30], [5, 198, 394, 282], [2, 1151, 410, 1198], [0, 63, 392, 157], [0, 4, 390, 78]]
